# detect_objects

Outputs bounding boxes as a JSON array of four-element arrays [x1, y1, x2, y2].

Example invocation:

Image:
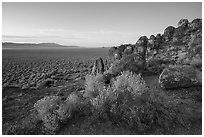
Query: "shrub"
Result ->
[[83, 71, 150, 129], [34, 96, 62, 131], [82, 71, 190, 132], [57, 92, 80, 121], [146, 89, 190, 129], [110, 88, 190, 131], [89, 86, 116, 120], [35, 71, 192, 133], [41, 113, 59, 131], [34, 93, 82, 131], [84, 73, 106, 98], [113, 71, 147, 97], [107, 72, 149, 130], [34, 96, 62, 120]]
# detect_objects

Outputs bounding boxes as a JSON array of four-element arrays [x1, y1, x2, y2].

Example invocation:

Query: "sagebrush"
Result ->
[[34, 71, 193, 132]]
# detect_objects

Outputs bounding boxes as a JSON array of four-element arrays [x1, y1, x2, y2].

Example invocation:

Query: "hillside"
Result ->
[[108, 18, 202, 75]]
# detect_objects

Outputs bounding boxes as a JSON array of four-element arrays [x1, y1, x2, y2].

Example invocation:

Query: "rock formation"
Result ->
[[92, 18, 202, 89], [159, 65, 201, 89], [91, 57, 105, 75]]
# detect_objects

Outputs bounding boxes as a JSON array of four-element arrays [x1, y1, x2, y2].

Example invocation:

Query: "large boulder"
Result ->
[[108, 46, 117, 61], [147, 35, 158, 58], [134, 36, 148, 58], [117, 44, 127, 55], [188, 32, 202, 58], [189, 18, 202, 32], [147, 35, 156, 49], [153, 34, 163, 51], [172, 26, 190, 45], [178, 19, 189, 28], [108, 44, 135, 61], [123, 44, 134, 56], [136, 36, 148, 46], [159, 65, 202, 89], [172, 19, 191, 45], [163, 26, 175, 42]]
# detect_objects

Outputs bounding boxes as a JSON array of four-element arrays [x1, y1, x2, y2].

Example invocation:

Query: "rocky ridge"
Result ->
[[94, 18, 202, 89]]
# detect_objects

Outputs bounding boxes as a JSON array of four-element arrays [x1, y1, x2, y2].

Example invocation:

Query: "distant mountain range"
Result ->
[[2, 42, 79, 48]]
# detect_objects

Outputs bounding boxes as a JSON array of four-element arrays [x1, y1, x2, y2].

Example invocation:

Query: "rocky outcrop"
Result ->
[[123, 44, 134, 56], [108, 53, 145, 75], [104, 18, 202, 79], [108, 44, 135, 61], [91, 57, 105, 75], [189, 18, 202, 32], [158, 65, 201, 89], [107, 36, 148, 75], [163, 26, 175, 42], [178, 19, 189, 28]]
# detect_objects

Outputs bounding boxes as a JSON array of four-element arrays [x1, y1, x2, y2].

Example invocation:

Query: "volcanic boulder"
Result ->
[[158, 65, 202, 89]]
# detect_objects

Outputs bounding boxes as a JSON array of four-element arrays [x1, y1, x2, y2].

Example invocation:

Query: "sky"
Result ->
[[2, 2, 202, 47]]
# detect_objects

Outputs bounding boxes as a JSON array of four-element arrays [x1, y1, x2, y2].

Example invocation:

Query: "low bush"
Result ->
[[84, 73, 106, 98], [83, 71, 150, 130], [146, 90, 189, 129], [34, 71, 193, 133], [34, 93, 82, 131], [113, 71, 147, 96], [57, 92, 80, 121], [34, 96, 62, 131], [82, 71, 191, 131], [34, 96, 62, 120]]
